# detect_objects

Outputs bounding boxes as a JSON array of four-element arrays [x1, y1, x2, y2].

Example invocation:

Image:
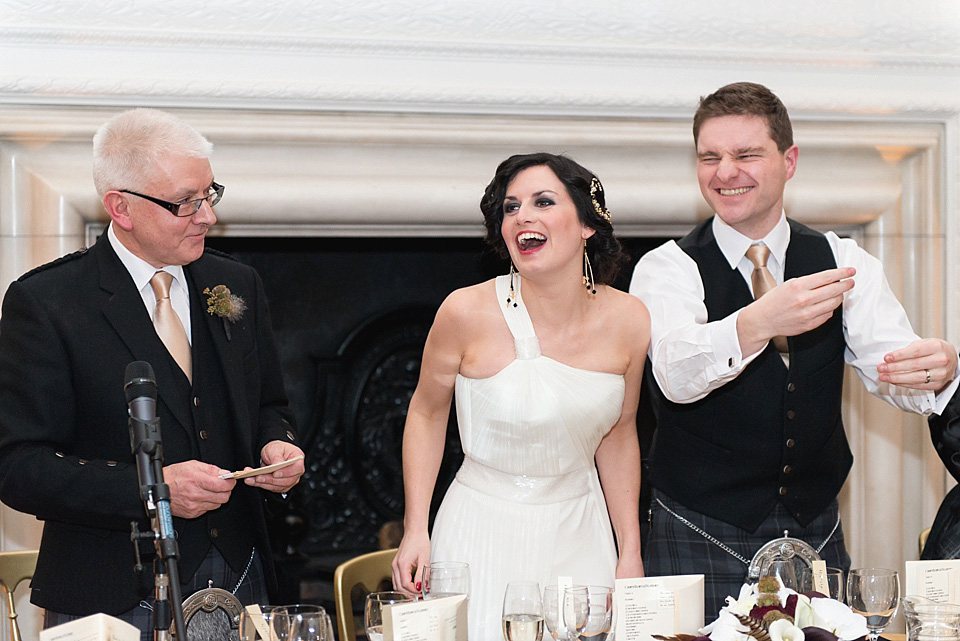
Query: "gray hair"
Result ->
[[92, 108, 213, 197]]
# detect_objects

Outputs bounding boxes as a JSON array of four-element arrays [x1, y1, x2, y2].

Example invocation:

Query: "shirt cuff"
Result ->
[[934, 370, 960, 415], [709, 310, 754, 377]]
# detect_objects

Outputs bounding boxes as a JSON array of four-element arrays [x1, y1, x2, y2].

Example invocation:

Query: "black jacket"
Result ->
[[0, 232, 297, 614]]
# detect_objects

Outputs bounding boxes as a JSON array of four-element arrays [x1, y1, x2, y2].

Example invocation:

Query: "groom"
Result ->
[[630, 81, 959, 615]]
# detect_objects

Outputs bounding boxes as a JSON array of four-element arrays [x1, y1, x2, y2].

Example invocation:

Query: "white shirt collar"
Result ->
[[711, 212, 791, 271], [107, 223, 187, 295]]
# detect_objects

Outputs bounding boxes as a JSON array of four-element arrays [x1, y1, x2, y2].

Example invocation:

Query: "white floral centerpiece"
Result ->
[[697, 577, 869, 641]]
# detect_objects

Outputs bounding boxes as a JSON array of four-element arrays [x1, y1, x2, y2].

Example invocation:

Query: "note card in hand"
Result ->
[[906, 559, 960, 603], [383, 594, 467, 641], [615, 575, 704, 641]]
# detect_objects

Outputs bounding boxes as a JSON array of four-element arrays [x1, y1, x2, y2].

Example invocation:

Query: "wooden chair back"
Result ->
[[333, 548, 397, 641]]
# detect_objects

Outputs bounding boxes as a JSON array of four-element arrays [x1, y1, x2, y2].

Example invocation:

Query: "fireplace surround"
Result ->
[[0, 105, 953, 589]]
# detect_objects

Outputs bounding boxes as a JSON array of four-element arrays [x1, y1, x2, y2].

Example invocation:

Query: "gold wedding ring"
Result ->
[[925, 369, 931, 384]]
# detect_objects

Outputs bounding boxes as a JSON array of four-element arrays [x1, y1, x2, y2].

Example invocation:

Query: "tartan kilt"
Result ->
[[643, 489, 850, 620]]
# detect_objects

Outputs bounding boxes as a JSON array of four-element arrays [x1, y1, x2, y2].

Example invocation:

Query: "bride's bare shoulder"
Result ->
[[435, 278, 501, 323], [598, 286, 651, 337]]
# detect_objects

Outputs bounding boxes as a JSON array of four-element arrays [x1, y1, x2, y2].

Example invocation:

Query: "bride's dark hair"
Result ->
[[479, 152, 628, 286]]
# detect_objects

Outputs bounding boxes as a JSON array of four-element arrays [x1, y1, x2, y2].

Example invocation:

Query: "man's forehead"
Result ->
[[148, 155, 214, 192], [697, 115, 776, 150]]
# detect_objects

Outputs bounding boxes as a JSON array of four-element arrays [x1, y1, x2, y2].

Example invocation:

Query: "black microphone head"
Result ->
[[124, 361, 157, 403]]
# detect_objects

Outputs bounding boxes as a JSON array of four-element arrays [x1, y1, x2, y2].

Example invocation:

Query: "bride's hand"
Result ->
[[392, 531, 431, 596]]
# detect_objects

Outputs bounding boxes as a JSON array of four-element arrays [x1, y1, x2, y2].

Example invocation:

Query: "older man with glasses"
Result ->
[[0, 108, 304, 640]]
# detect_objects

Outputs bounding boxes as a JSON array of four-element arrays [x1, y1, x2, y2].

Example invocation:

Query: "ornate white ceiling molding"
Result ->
[[2, 1, 960, 114], [4, 25, 960, 70]]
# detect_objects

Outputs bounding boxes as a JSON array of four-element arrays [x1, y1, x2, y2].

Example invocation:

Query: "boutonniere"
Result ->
[[203, 285, 246, 340]]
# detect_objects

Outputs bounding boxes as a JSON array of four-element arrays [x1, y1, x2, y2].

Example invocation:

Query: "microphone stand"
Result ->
[[130, 409, 187, 640]]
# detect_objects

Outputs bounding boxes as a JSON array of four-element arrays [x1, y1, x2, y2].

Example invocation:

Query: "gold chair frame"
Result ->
[[0, 550, 39, 641], [333, 548, 397, 641]]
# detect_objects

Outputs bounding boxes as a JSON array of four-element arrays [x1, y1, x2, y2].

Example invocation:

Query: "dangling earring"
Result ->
[[506, 262, 519, 307], [583, 240, 596, 295]]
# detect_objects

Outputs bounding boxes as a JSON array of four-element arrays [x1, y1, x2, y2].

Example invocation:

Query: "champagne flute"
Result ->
[[847, 568, 900, 641], [502, 581, 544, 641], [421, 561, 470, 599], [365, 591, 414, 641], [563, 586, 613, 641], [544, 584, 582, 641]]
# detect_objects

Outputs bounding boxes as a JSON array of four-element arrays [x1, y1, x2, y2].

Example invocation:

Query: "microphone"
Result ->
[[125, 361, 160, 496], [124, 361, 186, 640], [125, 360, 157, 426]]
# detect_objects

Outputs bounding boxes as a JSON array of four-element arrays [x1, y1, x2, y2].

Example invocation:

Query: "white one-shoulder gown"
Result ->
[[430, 275, 625, 641]]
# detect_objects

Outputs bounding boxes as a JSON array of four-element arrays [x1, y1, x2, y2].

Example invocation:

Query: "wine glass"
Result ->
[[764, 558, 799, 591], [563, 586, 614, 641], [365, 591, 414, 641], [502, 581, 544, 641], [544, 584, 582, 641], [240, 605, 290, 641], [799, 566, 845, 601], [847, 568, 900, 641], [279, 604, 334, 641], [421, 561, 470, 599]]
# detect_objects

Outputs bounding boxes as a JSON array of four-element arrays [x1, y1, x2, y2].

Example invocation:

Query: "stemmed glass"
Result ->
[[544, 584, 581, 641], [279, 604, 335, 641], [563, 586, 614, 641], [421, 561, 470, 599], [365, 591, 414, 641], [763, 559, 799, 591], [847, 568, 900, 641], [502, 581, 544, 641], [240, 605, 290, 641], [799, 566, 845, 601]]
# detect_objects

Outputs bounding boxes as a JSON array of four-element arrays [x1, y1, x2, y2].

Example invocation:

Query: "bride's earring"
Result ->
[[507, 262, 519, 307], [583, 241, 596, 295]]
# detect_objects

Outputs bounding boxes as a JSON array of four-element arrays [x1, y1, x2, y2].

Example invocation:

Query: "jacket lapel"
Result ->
[[185, 257, 250, 443], [94, 235, 193, 432]]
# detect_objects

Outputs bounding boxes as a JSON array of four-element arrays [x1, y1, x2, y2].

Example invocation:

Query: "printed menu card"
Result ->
[[615, 575, 705, 641], [906, 559, 960, 603], [383, 593, 468, 641]]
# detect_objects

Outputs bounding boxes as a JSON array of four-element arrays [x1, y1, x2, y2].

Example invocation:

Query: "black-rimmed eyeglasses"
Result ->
[[120, 182, 224, 217]]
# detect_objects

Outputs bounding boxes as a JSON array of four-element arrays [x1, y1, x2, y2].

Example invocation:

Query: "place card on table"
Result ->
[[39, 612, 140, 641], [615, 575, 704, 641], [906, 559, 960, 603], [383, 593, 467, 641]]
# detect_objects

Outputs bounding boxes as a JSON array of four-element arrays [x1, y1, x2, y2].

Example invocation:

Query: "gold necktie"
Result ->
[[150, 271, 192, 383], [745, 244, 789, 353]]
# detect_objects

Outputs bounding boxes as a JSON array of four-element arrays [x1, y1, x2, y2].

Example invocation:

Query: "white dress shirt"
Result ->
[[629, 213, 958, 413], [107, 223, 192, 344]]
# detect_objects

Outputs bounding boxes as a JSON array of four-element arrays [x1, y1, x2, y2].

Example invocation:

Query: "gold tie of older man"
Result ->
[[150, 271, 192, 383]]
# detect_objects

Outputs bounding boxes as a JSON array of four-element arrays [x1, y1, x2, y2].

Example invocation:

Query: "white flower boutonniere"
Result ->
[[203, 285, 246, 340]]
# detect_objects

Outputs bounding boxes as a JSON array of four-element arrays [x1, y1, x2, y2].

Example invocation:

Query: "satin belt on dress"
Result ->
[[455, 457, 591, 504]]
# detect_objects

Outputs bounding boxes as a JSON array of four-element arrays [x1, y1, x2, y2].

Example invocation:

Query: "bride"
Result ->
[[391, 152, 649, 641]]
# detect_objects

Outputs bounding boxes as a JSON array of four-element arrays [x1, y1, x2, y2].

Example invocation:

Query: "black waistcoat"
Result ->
[[648, 218, 852, 531], [159, 294, 256, 582]]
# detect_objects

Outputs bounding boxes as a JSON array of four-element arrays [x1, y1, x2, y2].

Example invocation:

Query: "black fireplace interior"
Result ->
[[205, 235, 666, 603]]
